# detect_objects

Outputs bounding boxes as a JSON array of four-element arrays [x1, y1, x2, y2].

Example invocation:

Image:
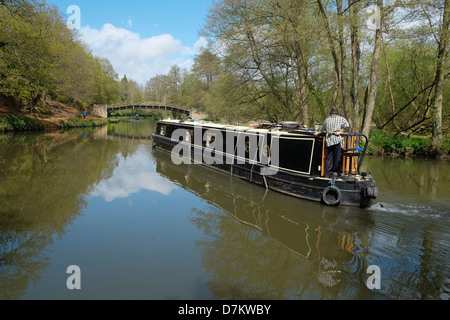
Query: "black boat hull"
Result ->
[[152, 123, 378, 208]]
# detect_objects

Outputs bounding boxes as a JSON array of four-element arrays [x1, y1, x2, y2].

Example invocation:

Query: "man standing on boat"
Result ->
[[314, 107, 350, 178]]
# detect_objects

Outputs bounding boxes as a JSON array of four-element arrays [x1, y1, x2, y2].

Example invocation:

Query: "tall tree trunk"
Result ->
[[362, 0, 383, 139], [246, 29, 286, 110], [350, 0, 361, 132], [382, 35, 402, 133], [293, 44, 309, 127], [317, 0, 340, 105], [285, 1, 310, 127], [336, 0, 352, 126], [432, 0, 450, 151]]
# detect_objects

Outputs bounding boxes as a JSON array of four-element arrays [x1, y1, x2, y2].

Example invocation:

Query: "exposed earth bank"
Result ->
[[0, 95, 106, 131]]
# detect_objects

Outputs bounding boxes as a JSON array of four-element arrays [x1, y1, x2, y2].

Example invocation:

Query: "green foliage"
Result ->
[[0, 130, 124, 299], [58, 118, 109, 129], [143, 66, 184, 106], [92, 58, 121, 104], [195, 0, 449, 155], [109, 109, 172, 120], [443, 138, 450, 152], [0, 1, 121, 111], [0, 114, 44, 132], [367, 128, 436, 157], [1, 0, 447, 160], [374, 39, 446, 134]]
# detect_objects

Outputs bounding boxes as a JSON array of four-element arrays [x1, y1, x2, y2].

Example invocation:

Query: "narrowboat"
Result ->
[[152, 119, 378, 208]]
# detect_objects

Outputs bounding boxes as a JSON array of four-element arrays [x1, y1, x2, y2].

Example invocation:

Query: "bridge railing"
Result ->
[[107, 103, 190, 115]]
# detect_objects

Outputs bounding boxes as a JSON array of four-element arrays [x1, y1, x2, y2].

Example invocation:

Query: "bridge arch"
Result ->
[[107, 103, 190, 117]]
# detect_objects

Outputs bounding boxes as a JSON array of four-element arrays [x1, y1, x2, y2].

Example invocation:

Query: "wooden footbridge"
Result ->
[[107, 103, 190, 116]]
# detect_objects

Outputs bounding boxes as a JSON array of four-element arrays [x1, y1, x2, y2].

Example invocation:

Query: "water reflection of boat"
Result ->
[[152, 119, 378, 208], [153, 149, 359, 287]]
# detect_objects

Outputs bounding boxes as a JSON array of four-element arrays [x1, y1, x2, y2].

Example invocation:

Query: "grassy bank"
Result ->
[[367, 129, 450, 159], [0, 114, 44, 132], [58, 118, 119, 129], [0, 115, 120, 133]]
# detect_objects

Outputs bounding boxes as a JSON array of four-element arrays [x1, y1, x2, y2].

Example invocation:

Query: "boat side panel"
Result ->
[[153, 121, 371, 207]]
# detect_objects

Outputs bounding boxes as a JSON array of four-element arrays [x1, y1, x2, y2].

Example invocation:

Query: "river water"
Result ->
[[0, 119, 448, 300]]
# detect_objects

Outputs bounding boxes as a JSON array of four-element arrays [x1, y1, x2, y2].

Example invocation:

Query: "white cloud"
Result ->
[[80, 23, 208, 86], [193, 37, 208, 53], [90, 148, 178, 202]]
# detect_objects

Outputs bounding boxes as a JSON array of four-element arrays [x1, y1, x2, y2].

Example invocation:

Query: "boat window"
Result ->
[[160, 126, 166, 136], [186, 129, 194, 142], [262, 145, 271, 158], [245, 140, 251, 153], [243, 135, 258, 161], [274, 137, 314, 174], [206, 133, 216, 148]]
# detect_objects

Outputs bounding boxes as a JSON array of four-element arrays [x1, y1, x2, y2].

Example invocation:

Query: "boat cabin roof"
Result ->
[[160, 119, 269, 132], [158, 119, 315, 136]]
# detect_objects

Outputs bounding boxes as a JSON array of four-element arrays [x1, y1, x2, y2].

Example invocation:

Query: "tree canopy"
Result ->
[[0, 0, 120, 111], [1, 0, 448, 154]]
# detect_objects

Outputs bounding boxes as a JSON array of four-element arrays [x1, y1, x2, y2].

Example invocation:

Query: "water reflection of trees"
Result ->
[[154, 151, 375, 299], [190, 204, 378, 300], [362, 158, 450, 300], [364, 158, 450, 202], [155, 150, 449, 300], [0, 132, 121, 299], [107, 120, 154, 142]]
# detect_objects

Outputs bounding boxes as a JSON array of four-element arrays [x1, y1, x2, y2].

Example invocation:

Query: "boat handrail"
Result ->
[[343, 132, 369, 174]]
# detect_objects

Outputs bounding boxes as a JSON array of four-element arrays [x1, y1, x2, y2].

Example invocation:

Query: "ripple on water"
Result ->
[[364, 201, 450, 300], [370, 202, 447, 219]]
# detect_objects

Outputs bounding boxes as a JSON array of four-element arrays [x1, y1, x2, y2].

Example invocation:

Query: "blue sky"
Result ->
[[48, 0, 212, 86]]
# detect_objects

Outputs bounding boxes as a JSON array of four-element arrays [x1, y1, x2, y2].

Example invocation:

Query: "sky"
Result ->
[[47, 0, 213, 86]]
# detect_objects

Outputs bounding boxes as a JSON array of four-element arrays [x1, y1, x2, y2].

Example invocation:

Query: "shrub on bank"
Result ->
[[367, 128, 449, 158], [0, 115, 44, 132], [59, 118, 111, 128]]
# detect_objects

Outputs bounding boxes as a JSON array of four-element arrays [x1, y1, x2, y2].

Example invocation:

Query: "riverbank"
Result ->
[[0, 98, 117, 132], [366, 128, 450, 160], [0, 99, 448, 159]]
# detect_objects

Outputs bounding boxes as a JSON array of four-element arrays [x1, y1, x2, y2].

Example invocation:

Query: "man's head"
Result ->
[[330, 107, 340, 115]]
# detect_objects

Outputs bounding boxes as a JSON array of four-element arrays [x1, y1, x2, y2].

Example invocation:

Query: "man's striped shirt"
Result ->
[[320, 115, 350, 148]]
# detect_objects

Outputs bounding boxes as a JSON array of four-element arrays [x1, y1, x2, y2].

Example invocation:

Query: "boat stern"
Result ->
[[356, 175, 379, 208]]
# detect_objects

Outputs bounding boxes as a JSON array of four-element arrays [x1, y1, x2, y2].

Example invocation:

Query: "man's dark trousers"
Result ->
[[325, 144, 342, 178]]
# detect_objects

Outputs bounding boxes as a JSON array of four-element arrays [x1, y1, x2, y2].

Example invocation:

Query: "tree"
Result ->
[[362, 0, 384, 138], [376, 39, 438, 135], [317, 0, 342, 109], [0, 1, 63, 110], [0, 0, 122, 112], [93, 57, 120, 104], [179, 73, 208, 111], [431, 0, 449, 152], [166, 65, 184, 105], [192, 0, 448, 150], [119, 75, 143, 106], [119, 75, 129, 104], [203, 0, 317, 124], [350, 0, 362, 131], [193, 48, 222, 89], [145, 74, 168, 103]]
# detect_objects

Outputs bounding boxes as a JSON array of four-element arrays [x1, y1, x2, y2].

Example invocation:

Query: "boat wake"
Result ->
[[370, 202, 446, 219]]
